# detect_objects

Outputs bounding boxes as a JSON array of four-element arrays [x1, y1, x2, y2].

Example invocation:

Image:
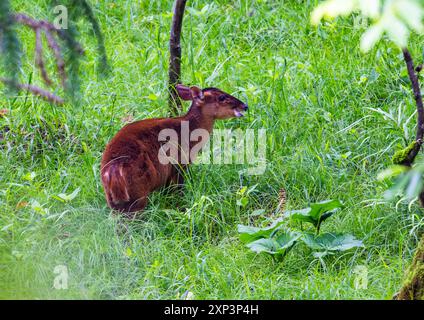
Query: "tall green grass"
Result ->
[[0, 0, 422, 299]]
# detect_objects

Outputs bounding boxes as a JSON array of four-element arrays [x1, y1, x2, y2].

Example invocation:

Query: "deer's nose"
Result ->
[[242, 104, 248, 111]]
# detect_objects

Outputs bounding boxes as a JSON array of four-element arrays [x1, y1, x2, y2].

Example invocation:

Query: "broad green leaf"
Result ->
[[56, 187, 81, 203], [246, 231, 301, 255], [285, 208, 315, 225], [286, 199, 343, 227], [384, 168, 424, 200], [377, 165, 408, 180], [360, 24, 384, 53], [405, 170, 423, 199], [302, 233, 364, 251], [275, 231, 302, 249], [246, 238, 279, 254], [311, 0, 357, 25], [394, 0, 424, 33], [238, 218, 285, 243], [250, 209, 266, 216]]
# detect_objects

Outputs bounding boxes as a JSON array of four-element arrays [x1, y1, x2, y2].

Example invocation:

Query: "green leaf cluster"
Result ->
[[312, 0, 424, 52], [379, 163, 424, 201], [238, 200, 364, 261]]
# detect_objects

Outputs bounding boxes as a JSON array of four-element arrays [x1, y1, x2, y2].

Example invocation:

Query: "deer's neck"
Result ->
[[183, 103, 215, 133]]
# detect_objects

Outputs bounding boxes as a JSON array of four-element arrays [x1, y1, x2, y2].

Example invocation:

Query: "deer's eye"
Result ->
[[218, 95, 226, 102]]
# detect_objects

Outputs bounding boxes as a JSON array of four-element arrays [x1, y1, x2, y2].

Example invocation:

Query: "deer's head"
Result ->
[[176, 85, 248, 119]]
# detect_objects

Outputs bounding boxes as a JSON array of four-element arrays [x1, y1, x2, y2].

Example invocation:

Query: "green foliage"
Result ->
[[312, 0, 424, 52], [238, 200, 363, 261], [0, 0, 109, 101], [246, 231, 301, 259], [285, 199, 343, 234], [302, 233, 364, 253], [238, 219, 285, 243], [67, 0, 110, 76], [379, 164, 424, 200], [236, 185, 257, 208], [0, 0, 21, 90]]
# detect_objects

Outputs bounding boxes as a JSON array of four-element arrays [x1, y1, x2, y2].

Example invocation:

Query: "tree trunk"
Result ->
[[396, 234, 424, 300], [168, 0, 187, 115], [392, 49, 424, 300]]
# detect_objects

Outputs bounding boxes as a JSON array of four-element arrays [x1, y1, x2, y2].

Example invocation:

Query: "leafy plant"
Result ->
[[285, 199, 343, 234], [312, 0, 424, 195], [238, 200, 363, 261], [238, 218, 285, 243], [312, 0, 423, 52], [236, 185, 257, 208], [378, 163, 424, 201], [246, 231, 301, 260], [302, 233, 364, 257]]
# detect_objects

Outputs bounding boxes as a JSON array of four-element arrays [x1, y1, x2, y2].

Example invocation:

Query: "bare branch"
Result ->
[[44, 29, 66, 87], [400, 48, 424, 167], [0, 78, 64, 104], [4, 12, 86, 104], [168, 0, 187, 115], [35, 28, 52, 86], [14, 12, 84, 54]]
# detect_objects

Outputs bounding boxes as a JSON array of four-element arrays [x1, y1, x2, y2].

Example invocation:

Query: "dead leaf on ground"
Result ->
[[16, 201, 29, 209]]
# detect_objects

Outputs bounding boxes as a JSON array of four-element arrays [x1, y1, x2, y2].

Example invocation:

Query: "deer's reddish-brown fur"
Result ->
[[101, 85, 248, 217]]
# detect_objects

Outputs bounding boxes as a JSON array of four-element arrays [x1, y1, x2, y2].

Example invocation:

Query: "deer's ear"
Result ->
[[176, 84, 192, 101], [190, 86, 204, 101]]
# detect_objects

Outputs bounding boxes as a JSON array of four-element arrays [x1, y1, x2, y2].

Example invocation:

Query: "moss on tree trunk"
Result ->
[[396, 235, 424, 300]]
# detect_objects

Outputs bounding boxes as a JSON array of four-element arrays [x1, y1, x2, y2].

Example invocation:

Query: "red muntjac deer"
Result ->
[[101, 84, 248, 217]]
